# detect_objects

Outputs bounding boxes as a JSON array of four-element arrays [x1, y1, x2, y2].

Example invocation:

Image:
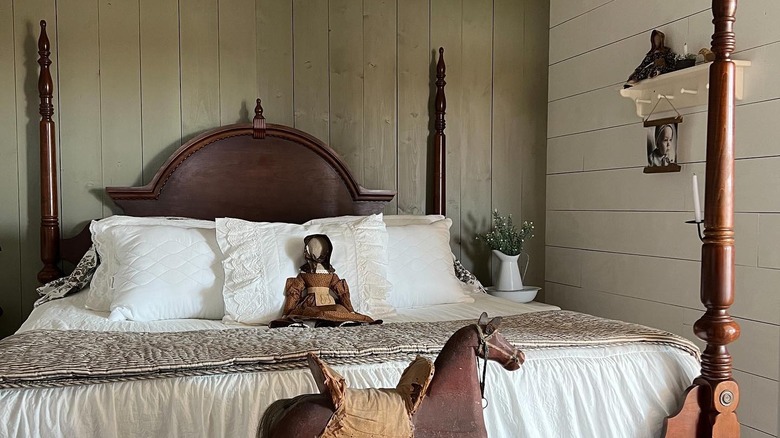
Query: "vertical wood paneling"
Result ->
[[328, 0, 364, 181], [219, 0, 257, 125], [0, 0, 21, 337], [458, 0, 492, 279], [397, 0, 429, 215], [431, 0, 463, 256], [492, 0, 524, 219], [99, 0, 142, 216], [140, 0, 181, 179], [13, 0, 58, 315], [520, 0, 549, 289], [1, 0, 546, 332], [57, 0, 102, 236], [363, 0, 398, 214], [292, 0, 329, 142], [180, 0, 220, 140], [492, 0, 526, 285], [256, 0, 293, 125]]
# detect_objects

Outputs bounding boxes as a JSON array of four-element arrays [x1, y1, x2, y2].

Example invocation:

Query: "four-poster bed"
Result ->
[[1, 1, 744, 436]]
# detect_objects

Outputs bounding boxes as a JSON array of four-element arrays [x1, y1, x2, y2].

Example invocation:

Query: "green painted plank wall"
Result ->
[[0, 0, 549, 337]]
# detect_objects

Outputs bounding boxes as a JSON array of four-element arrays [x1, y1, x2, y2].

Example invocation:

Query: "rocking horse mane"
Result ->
[[259, 314, 522, 438]]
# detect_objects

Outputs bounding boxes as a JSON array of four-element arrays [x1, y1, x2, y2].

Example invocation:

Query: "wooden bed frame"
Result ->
[[34, 1, 742, 436]]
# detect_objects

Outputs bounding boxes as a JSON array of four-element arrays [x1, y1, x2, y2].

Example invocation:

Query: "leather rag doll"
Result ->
[[624, 29, 677, 88], [269, 234, 380, 328]]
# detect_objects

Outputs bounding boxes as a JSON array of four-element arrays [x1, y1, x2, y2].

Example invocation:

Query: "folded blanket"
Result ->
[[0, 311, 698, 389]]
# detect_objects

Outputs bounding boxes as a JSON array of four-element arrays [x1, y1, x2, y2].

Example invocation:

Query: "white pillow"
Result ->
[[385, 219, 474, 308], [106, 225, 225, 322], [216, 214, 393, 325], [88, 215, 216, 312]]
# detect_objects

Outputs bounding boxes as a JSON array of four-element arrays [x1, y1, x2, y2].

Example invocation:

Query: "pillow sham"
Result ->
[[384, 219, 474, 308], [216, 214, 393, 325], [308, 214, 486, 296], [106, 225, 225, 322], [88, 215, 216, 312]]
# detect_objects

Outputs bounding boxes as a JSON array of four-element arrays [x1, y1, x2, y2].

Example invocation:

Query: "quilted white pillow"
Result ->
[[216, 214, 393, 325], [386, 219, 474, 308], [88, 215, 216, 312], [106, 225, 225, 322]]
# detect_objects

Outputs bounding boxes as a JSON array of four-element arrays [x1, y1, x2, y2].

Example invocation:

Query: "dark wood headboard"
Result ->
[[35, 21, 448, 282]]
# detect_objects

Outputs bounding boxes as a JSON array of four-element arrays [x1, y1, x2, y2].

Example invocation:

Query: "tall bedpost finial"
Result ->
[[433, 47, 446, 216], [38, 20, 54, 121], [663, 1, 741, 436], [37, 20, 64, 284], [711, 0, 737, 59], [253, 98, 266, 139]]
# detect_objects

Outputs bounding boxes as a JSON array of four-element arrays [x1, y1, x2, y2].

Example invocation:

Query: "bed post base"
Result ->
[[663, 378, 740, 437], [664, 1, 741, 436]]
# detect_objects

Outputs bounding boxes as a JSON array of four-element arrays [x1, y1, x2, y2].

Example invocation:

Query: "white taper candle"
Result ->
[[684, 43, 688, 56], [692, 174, 702, 222]]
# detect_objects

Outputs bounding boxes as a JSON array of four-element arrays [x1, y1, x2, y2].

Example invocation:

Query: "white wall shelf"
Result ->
[[619, 60, 750, 118]]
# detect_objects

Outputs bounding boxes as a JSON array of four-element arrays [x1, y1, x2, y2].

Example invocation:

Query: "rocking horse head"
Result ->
[[259, 313, 524, 438], [474, 312, 523, 371]]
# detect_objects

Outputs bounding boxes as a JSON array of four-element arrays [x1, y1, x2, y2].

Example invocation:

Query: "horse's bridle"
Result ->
[[474, 323, 520, 408]]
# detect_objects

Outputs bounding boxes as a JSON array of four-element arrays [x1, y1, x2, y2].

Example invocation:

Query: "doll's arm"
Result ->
[[331, 275, 355, 312], [282, 276, 306, 315]]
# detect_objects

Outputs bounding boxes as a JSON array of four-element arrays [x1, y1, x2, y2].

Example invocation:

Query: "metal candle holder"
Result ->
[[686, 219, 704, 242]]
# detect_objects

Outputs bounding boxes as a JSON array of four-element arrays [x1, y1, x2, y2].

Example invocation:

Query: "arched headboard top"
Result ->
[[106, 121, 395, 224]]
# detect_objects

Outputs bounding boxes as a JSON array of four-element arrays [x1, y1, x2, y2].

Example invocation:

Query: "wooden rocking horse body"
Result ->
[[260, 314, 523, 438]]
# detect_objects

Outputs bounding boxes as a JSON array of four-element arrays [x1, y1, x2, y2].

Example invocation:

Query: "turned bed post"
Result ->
[[433, 47, 446, 216], [664, 1, 741, 436], [37, 20, 63, 284]]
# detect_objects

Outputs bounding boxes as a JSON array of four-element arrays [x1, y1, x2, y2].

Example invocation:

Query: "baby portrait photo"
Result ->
[[644, 117, 681, 173]]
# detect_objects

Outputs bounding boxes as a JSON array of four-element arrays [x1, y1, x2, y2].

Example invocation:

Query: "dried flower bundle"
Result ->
[[476, 210, 534, 256]]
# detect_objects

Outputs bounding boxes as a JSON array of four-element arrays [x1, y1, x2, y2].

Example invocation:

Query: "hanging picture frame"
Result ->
[[643, 96, 682, 174]]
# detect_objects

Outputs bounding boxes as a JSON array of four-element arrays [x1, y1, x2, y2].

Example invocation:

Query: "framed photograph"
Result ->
[[643, 116, 682, 173]]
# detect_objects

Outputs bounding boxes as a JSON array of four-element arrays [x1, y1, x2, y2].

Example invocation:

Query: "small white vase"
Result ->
[[493, 250, 525, 291]]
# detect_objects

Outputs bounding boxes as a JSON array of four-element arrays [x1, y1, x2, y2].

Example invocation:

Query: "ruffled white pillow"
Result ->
[[216, 214, 393, 325], [307, 215, 478, 307]]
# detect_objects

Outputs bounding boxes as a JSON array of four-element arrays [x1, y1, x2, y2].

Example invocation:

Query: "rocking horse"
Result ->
[[259, 313, 524, 438]]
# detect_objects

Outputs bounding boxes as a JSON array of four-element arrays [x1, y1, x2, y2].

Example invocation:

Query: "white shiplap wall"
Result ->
[[545, 1, 780, 437]]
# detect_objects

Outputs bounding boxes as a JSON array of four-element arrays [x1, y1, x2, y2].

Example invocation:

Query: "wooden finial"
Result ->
[[253, 98, 266, 139], [711, 0, 737, 59], [433, 48, 447, 216], [38, 20, 54, 121]]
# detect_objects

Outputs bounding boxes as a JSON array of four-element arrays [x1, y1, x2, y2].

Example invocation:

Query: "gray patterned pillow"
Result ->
[[34, 246, 98, 307], [453, 258, 487, 293]]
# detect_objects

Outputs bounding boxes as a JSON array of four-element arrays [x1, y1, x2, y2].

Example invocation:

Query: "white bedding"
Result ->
[[4, 291, 699, 438]]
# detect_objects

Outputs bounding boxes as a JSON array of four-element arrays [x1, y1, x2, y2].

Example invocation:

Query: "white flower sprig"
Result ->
[[476, 210, 534, 256]]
